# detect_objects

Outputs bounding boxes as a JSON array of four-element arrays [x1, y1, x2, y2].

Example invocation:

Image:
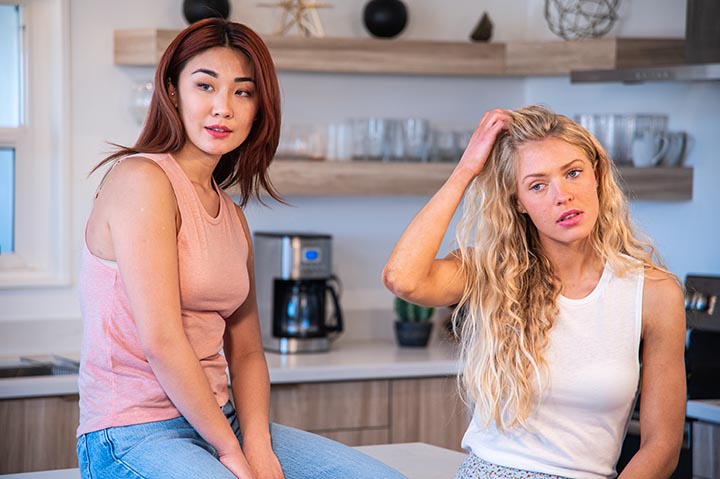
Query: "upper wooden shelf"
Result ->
[[225, 160, 693, 200], [114, 29, 685, 76]]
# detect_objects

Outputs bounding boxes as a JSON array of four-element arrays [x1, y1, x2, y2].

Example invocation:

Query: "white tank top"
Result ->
[[462, 261, 644, 479]]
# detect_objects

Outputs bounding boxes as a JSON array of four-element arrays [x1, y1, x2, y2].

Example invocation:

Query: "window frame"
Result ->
[[0, 0, 71, 288]]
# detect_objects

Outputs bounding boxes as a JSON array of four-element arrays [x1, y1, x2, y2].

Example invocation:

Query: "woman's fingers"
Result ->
[[458, 108, 512, 175]]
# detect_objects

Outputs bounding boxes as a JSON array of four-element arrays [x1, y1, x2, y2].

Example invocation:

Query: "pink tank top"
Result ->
[[77, 153, 249, 436]]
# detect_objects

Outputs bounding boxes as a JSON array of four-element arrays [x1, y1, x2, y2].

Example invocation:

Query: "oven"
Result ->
[[616, 274, 720, 478]]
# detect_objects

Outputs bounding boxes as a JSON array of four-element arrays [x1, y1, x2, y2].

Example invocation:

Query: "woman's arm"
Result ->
[[618, 270, 686, 478], [382, 109, 511, 307], [224, 205, 283, 479], [101, 158, 253, 478]]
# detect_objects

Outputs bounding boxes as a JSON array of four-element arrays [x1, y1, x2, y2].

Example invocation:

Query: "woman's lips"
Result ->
[[205, 125, 231, 138], [557, 210, 583, 226]]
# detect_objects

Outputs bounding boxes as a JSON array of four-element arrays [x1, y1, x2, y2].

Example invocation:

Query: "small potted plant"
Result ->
[[393, 296, 434, 347]]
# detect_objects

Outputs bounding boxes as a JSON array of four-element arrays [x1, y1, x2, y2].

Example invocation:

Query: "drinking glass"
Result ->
[[429, 130, 459, 163], [402, 118, 430, 162]]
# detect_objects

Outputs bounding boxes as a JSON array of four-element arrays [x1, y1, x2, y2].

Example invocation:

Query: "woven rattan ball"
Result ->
[[544, 0, 620, 40]]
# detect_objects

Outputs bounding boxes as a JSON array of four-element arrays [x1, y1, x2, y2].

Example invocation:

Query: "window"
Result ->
[[0, 148, 14, 254], [0, 0, 70, 287], [0, 5, 20, 255]]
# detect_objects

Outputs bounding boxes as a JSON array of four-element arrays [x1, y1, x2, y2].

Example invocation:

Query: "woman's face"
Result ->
[[171, 46, 259, 161], [515, 137, 599, 251]]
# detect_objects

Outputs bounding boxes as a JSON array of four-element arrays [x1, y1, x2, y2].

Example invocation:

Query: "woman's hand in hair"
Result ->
[[457, 108, 512, 177]]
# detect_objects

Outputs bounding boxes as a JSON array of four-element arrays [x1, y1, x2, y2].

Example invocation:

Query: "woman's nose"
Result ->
[[212, 94, 233, 118], [553, 181, 574, 204]]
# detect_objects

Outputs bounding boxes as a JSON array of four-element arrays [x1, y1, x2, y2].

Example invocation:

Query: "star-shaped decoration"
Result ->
[[258, 0, 332, 37]]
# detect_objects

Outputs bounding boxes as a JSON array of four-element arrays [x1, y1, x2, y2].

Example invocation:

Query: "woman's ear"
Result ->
[[516, 200, 527, 214], [168, 83, 178, 108]]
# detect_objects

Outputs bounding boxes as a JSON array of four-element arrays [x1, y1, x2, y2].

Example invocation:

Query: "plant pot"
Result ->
[[394, 321, 433, 347]]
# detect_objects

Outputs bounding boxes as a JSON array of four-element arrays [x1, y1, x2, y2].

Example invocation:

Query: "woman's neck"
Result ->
[[544, 241, 604, 298], [172, 145, 220, 191]]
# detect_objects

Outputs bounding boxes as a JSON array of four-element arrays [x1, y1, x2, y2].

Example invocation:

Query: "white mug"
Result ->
[[631, 131, 669, 168], [660, 131, 687, 167]]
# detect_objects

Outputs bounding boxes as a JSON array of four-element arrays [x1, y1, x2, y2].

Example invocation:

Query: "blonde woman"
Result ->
[[383, 106, 685, 478]]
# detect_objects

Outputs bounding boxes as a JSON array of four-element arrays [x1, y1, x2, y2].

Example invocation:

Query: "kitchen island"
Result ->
[[0, 442, 467, 479], [686, 400, 720, 479], [0, 340, 467, 474]]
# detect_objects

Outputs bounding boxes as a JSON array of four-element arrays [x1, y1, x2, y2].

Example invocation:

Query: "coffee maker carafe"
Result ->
[[254, 232, 343, 353]]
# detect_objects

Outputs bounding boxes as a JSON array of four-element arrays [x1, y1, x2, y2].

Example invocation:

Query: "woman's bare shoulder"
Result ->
[[97, 156, 173, 202], [642, 267, 685, 334], [644, 267, 682, 295]]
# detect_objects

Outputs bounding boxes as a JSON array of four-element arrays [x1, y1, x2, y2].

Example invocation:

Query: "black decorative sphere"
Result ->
[[363, 0, 408, 38], [183, 0, 230, 24]]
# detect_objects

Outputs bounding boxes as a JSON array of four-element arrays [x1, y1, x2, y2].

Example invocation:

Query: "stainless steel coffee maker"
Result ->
[[254, 232, 343, 353]]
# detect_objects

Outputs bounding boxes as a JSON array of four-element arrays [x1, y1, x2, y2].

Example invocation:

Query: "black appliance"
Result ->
[[617, 274, 720, 477]]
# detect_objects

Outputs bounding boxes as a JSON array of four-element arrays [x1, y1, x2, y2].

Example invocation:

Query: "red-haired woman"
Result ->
[[77, 19, 405, 479]]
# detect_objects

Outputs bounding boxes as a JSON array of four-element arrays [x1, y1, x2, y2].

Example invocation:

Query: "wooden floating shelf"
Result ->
[[615, 165, 693, 201], [224, 160, 693, 199], [114, 29, 685, 76]]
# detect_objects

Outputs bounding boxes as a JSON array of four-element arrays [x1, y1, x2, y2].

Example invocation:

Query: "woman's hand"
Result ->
[[243, 441, 284, 479], [219, 449, 257, 479], [457, 108, 512, 177]]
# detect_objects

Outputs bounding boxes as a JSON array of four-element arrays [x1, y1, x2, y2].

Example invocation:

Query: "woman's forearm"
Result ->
[[144, 333, 242, 456], [382, 163, 475, 298], [617, 441, 680, 479], [383, 110, 511, 305], [229, 350, 273, 444]]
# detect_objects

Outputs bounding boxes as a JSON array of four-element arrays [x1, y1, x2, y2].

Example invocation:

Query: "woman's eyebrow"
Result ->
[[191, 68, 255, 83]]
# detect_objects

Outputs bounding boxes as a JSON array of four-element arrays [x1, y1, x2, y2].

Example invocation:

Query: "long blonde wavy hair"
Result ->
[[454, 105, 672, 430]]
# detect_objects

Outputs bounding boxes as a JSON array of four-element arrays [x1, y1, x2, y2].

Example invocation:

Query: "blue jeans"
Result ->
[[77, 401, 406, 479]]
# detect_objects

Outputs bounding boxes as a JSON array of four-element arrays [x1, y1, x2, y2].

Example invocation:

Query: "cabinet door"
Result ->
[[316, 427, 390, 446], [693, 421, 720, 479], [0, 395, 79, 474], [270, 380, 390, 442], [390, 377, 469, 452]]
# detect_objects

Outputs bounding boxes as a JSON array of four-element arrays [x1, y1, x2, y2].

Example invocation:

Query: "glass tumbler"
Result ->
[[402, 118, 430, 162]]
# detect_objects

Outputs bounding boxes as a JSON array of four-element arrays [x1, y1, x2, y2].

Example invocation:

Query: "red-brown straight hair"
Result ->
[[92, 18, 282, 206]]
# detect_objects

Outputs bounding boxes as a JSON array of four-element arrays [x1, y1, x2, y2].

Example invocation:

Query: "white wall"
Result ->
[[1, 0, 717, 332]]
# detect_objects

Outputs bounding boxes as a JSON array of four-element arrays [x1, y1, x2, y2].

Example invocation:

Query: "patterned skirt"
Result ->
[[454, 453, 571, 479]]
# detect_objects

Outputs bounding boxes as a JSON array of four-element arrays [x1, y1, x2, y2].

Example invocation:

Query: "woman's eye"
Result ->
[[197, 83, 213, 91], [235, 89, 252, 97], [568, 169, 581, 178], [530, 183, 544, 191]]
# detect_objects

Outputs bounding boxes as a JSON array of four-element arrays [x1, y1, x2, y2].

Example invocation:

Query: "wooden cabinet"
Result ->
[[390, 377, 469, 451], [269, 377, 469, 452], [0, 395, 79, 474], [269, 380, 391, 446], [693, 421, 720, 479]]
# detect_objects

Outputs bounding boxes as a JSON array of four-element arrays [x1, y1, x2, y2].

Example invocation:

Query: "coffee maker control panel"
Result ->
[[280, 237, 332, 279], [255, 232, 333, 280]]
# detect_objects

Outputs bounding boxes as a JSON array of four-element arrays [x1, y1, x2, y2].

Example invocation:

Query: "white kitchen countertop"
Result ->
[[0, 442, 467, 479], [686, 399, 720, 424], [0, 339, 461, 399]]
